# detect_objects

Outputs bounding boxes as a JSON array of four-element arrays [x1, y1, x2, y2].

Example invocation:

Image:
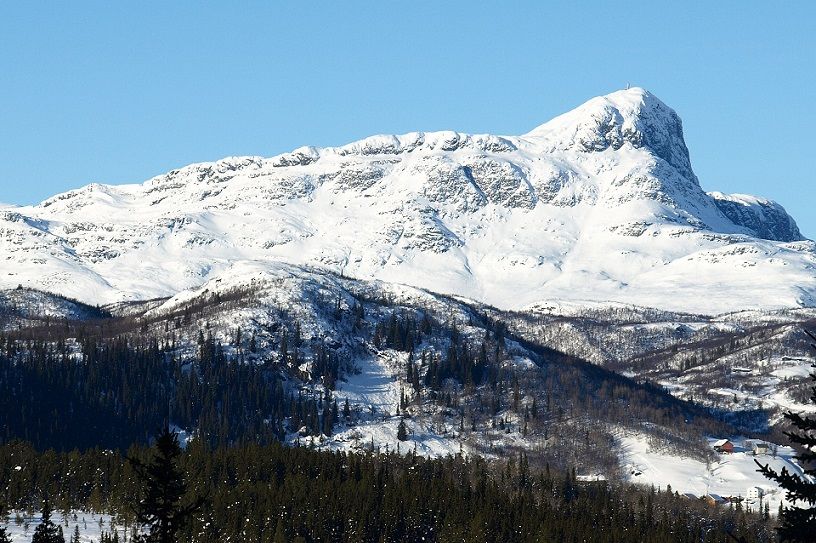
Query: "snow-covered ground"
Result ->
[[618, 432, 811, 514], [2, 511, 125, 543], [655, 354, 816, 424], [297, 349, 464, 457]]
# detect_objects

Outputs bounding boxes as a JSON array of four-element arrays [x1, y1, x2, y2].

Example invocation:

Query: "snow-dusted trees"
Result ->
[[31, 500, 64, 543], [0, 442, 775, 543], [128, 427, 203, 543], [397, 419, 408, 441], [756, 330, 816, 541]]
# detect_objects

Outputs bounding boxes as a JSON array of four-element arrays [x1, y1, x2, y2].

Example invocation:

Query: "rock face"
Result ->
[[1, 88, 813, 314], [708, 192, 803, 242]]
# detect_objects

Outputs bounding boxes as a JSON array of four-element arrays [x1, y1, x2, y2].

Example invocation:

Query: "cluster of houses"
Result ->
[[711, 438, 772, 456], [699, 437, 772, 507], [698, 487, 764, 506]]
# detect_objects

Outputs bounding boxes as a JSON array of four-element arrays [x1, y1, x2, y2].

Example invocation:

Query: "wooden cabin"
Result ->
[[705, 493, 726, 506], [712, 439, 734, 453]]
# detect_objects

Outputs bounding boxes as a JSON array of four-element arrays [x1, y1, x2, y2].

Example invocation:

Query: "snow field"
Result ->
[[618, 432, 812, 515], [2, 512, 125, 543]]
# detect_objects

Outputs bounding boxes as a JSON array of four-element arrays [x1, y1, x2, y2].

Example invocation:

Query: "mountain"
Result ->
[[1, 87, 813, 314], [3, 90, 815, 509]]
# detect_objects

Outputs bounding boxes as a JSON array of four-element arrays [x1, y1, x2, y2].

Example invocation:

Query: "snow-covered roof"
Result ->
[[576, 474, 607, 482], [712, 439, 731, 447]]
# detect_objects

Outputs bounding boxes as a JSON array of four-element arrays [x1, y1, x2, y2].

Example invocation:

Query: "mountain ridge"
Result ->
[[1, 88, 813, 314]]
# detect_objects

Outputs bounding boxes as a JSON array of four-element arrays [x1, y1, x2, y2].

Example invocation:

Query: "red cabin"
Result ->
[[712, 439, 734, 453]]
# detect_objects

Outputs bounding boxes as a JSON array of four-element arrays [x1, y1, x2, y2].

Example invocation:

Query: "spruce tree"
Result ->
[[756, 330, 816, 541], [31, 499, 65, 543], [0, 525, 11, 543], [397, 419, 408, 441], [129, 426, 203, 543], [70, 525, 80, 543]]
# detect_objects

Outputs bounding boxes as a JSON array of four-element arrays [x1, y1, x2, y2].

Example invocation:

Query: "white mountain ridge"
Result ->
[[1, 87, 813, 314]]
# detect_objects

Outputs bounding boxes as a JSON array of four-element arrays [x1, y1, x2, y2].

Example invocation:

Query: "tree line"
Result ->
[[0, 434, 776, 543]]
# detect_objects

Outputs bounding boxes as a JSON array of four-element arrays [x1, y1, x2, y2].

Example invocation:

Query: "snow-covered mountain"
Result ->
[[1, 87, 813, 314]]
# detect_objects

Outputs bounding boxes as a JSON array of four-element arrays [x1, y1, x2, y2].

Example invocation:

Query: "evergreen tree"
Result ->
[[31, 500, 65, 543], [129, 427, 203, 543], [397, 419, 408, 441], [70, 526, 80, 543], [756, 330, 816, 541], [0, 525, 11, 543]]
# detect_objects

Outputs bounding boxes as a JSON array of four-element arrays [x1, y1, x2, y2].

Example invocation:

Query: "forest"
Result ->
[[1, 287, 811, 542], [0, 435, 775, 543]]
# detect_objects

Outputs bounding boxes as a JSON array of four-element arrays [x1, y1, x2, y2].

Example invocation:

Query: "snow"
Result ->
[[0, 88, 812, 316], [702, 355, 816, 418], [335, 353, 403, 419], [618, 432, 813, 514], [302, 350, 464, 458], [770, 359, 815, 379], [2, 511, 124, 542]]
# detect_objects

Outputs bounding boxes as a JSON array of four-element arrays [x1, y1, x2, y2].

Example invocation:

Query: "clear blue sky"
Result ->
[[1, 2, 813, 236]]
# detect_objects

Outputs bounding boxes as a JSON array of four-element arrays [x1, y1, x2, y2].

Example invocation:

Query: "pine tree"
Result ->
[[397, 419, 408, 441], [31, 499, 65, 543], [129, 426, 204, 543], [756, 329, 816, 541], [70, 525, 80, 543], [0, 525, 11, 543]]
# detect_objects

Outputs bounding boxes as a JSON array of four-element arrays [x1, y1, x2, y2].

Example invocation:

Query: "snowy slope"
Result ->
[[1, 88, 813, 314], [619, 432, 813, 514], [130, 260, 530, 458]]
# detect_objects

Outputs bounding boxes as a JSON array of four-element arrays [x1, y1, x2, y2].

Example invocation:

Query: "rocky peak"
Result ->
[[526, 88, 694, 180]]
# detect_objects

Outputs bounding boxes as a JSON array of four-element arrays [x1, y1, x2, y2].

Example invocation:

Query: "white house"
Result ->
[[747, 487, 763, 500], [750, 440, 771, 455]]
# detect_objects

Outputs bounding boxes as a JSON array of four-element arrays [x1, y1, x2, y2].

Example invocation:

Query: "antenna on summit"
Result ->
[[625, 82, 630, 90]]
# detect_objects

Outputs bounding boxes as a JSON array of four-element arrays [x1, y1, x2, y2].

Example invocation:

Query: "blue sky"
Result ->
[[0, 2, 813, 236]]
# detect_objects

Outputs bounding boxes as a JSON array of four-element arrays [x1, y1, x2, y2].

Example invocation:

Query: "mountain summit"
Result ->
[[526, 87, 693, 178], [1, 88, 812, 314]]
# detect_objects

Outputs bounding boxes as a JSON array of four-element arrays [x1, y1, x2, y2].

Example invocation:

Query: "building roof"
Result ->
[[576, 474, 607, 482], [712, 439, 731, 447]]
